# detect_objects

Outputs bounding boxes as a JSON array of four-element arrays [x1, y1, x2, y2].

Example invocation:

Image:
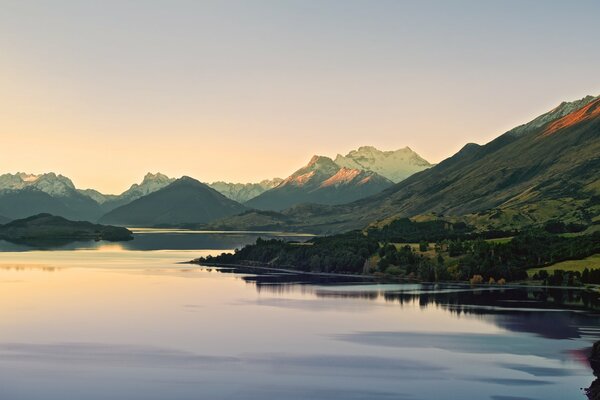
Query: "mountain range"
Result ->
[[0, 172, 176, 222], [0, 145, 429, 224]]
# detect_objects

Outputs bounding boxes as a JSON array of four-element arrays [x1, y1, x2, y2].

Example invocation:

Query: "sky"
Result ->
[[1, 0, 600, 194]]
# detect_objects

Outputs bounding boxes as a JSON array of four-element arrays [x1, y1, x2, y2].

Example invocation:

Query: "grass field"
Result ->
[[528, 253, 600, 276]]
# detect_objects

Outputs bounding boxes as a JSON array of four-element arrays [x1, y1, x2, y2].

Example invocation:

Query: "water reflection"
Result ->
[[0, 264, 59, 272], [0, 229, 311, 252], [207, 265, 600, 360]]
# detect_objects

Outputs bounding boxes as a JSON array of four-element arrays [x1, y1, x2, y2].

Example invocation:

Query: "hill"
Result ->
[[0, 213, 132, 241], [99, 176, 248, 226]]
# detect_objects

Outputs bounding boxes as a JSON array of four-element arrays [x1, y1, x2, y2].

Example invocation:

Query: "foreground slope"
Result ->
[[245, 156, 393, 211], [99, 177, 248, 226], [277, 95, 600, 232]]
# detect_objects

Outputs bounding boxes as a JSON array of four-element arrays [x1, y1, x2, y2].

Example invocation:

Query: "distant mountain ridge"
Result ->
[[334, 146, 433, 182], [208, 178, 283, 203], [245, 155, 393, 211]]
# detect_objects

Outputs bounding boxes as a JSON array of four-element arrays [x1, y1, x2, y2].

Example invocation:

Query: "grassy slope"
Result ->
[[528, 254, 600, 276]]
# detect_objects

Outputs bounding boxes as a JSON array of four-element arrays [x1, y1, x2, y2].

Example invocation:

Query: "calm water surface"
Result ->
[[0, 231, 598, 400]]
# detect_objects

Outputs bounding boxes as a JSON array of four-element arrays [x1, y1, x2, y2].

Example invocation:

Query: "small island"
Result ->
[[0, 213, 133, 242]]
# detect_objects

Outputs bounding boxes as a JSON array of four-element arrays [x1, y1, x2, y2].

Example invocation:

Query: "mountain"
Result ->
[[334, 146, 433, 182], [208, 178, 283, 203], [0, 213, 132, 242], [97, 172, 175, 212], [0, 215, 11, 224], [0, 173, 103, 221], [0, 172, 79, 196], [245, 156, 393, 211], [77, 188, 118, 205], [99, 176, 248, 226]]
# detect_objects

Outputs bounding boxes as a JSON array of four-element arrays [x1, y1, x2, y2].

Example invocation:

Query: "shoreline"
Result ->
[[187, 260, 375, 279], [188, 260, 600, 292]]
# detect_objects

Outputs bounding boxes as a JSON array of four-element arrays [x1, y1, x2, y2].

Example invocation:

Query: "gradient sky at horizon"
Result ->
[[1, 0, 600, 194]]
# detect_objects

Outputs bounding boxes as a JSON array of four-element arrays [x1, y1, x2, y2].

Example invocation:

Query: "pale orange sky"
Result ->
[[1, 1, 599, 194]]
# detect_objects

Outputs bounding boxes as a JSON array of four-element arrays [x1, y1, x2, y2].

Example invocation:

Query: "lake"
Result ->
[[0, 230, 598, 400]]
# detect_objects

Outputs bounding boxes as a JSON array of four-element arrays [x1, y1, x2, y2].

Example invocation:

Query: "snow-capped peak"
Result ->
[[120, 172, 175, 199], [334, 146, 432, 183], [0, 172, 76, 197]]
